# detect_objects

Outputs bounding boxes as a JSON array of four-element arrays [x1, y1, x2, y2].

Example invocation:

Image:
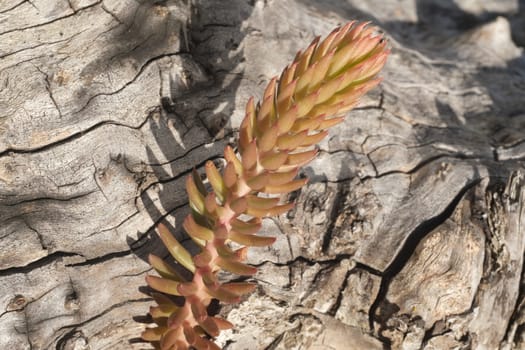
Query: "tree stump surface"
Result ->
[[1, 0, 525, 349]]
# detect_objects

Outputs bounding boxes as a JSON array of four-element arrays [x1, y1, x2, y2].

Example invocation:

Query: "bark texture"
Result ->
[[1, 0, 525, 349]]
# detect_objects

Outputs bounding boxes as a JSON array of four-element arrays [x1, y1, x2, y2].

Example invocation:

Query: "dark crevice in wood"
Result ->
[[65, 249, 132, 267], [252, 253, 350, 269], [368, 178, 481, 332], [328, 269, 352, 316], [263, 332, 285, 350], [0, 251, 83, 277], [354, 261, 383, 277], [374, 153, 493, 178], [88, 210, 140, 238], [145, 138, 226, 167], [321, 180, 349, 254], [4, 190, 97, 207], [222, 339, 236, 349], [0, 107, 156, 157], [55, 327, 80, 350]]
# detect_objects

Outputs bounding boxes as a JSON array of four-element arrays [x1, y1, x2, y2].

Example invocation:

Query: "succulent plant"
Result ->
[[142, 21, 389, 350]]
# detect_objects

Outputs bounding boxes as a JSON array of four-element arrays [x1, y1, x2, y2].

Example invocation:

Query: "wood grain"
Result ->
[[1, 0, 524, 349]]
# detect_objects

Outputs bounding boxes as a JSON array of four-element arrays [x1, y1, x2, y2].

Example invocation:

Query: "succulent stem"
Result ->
[[143, 21, 389, 350]]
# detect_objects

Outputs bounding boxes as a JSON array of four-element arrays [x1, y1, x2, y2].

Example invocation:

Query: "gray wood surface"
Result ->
[[1, 0, 525, 349]]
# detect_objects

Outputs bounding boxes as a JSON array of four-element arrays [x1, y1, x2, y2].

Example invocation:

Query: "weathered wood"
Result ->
[[1, 0, 525, 349]]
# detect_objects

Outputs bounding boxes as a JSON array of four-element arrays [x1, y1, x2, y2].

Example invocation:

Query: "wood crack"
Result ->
[[0, 251, 84, 277], [4, 190, 97, 207], [0, 0, 30, 14], [368, 178, 481, 331], [0, 108, 157, 157], [74, 53, 181, 114], [0, 1, 102, 37], [0, 36, 76, 60], [65, 249, 133, 267]]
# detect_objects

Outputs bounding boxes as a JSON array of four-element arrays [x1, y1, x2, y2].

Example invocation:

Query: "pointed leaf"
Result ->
[[223, 161, 238, 188], [317, 72, 346, 103], [258, 78, 277, 124], [246, 171, 269, 190], [204, 285, 240, 304], [279, 62, 298, 87], [296, 89, 319, 117], [314, 22, 355, 61], [214, 243, 236, 260], [260, 151, 288, 171], [216, 257, 257, 275], [264, 178, 308, 194], [205, 161, 226, 202], [239, 97, 256, 151], [204, 192, 218, 214], [222, 282, 257, 296], [300, 130, 329, 147], [291, 115, 325, 132], [266, 202, 295, 216], [148, 254, 185, 282], [186, 175, 206, 215], [183, 215, 214, 241], [192, 168, 207, 196], [158, 223, 195, 273], [230, 218, 262, 234], [276, 130, 309, 150], [286, 149, 318, 167], [258, 125, 279, 153], [211, 317, 234, 330], [142, 327, 167, 342], [199, 317, 220, 337], [277, 104, 299, 135], [146, 275, 181, 296], [229, 230, 276, 247], [247, 202, 295, 217], [309, 48, 336, 90], [150, 305, 175, 319], [246, 195, 280, 210], [295, 37, 319, 76], [241, 140, 258, 170], [234, 246, 249, 261], [316, 116, 345, 130], [230, 197, 247, 214], [224, 145, 243, 174], [295, 61, 317, 98], [267, 168, 299, 186], [277, 78, 297, 116]]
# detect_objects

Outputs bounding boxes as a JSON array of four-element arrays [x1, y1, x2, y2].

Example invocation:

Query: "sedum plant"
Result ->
[[142, 21, 389, 350]]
